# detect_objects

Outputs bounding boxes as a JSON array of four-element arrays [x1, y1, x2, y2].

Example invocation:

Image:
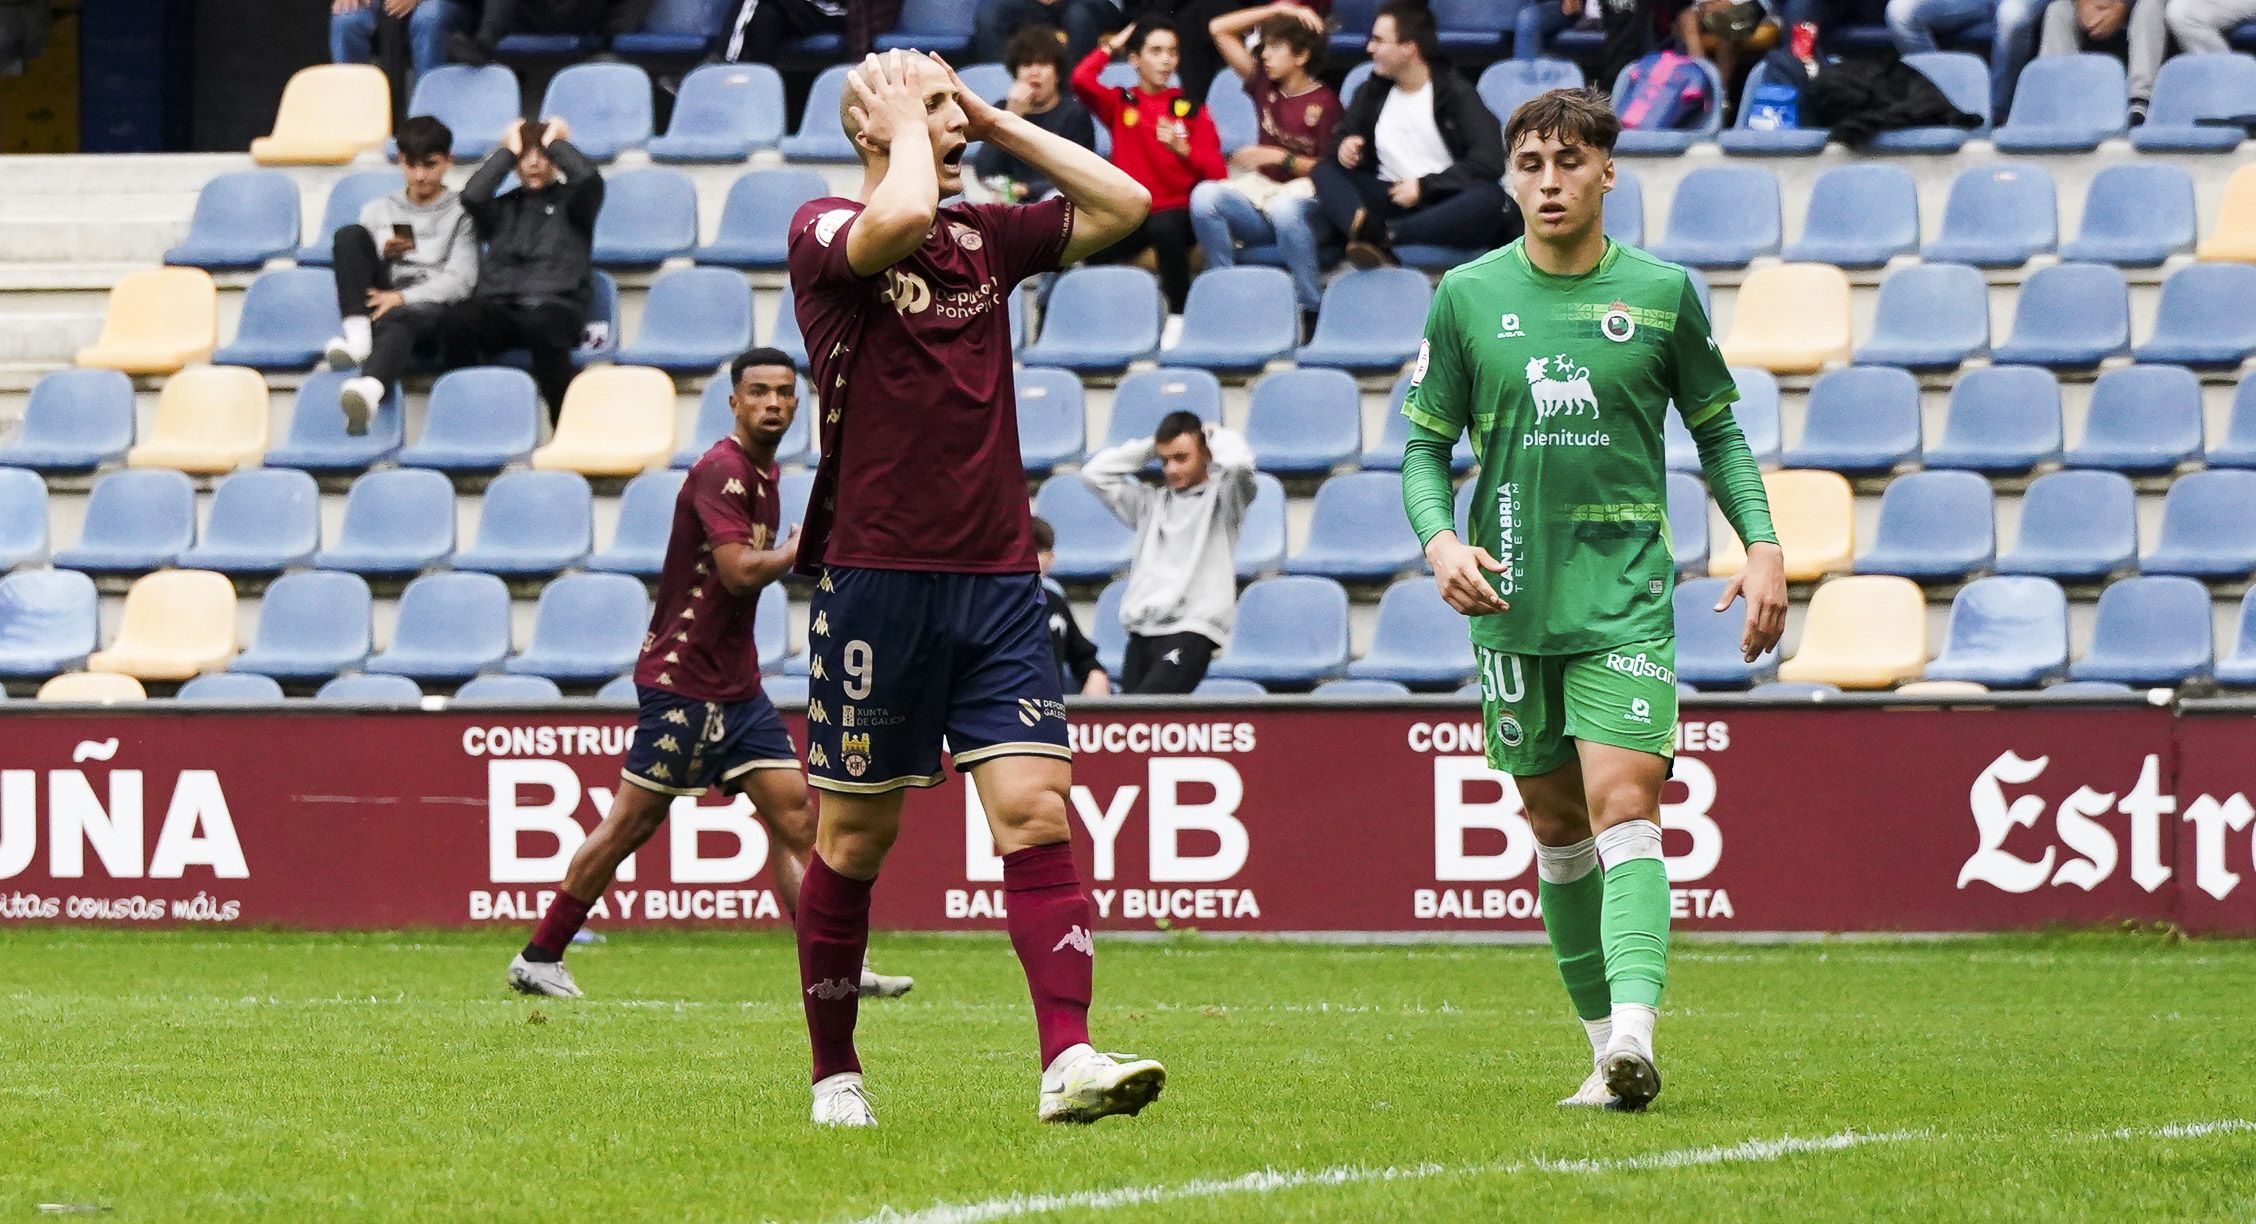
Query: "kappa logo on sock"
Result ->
[[805, 977, 857, 1000], [1052, 925, 1095, 957]]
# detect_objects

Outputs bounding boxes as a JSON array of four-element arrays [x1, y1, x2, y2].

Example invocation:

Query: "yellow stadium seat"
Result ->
[[2197, 162, 2256, 263], [250, 64, 391, 165], [531, 365, 677, 477], [87, 570, 238, 681], [1894, 680, 1988, 697], [36, 672, 148, 703], [74, 267, 217, 375], [1707, 469, 1854, 582], [1777, 575, 1928, 689], [1721, 263, 1852, 374], [125, 365, 269, 474]]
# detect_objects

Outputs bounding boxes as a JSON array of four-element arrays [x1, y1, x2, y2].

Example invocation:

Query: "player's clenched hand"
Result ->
[[1426, 532, 1509, 617], [929, 52, 1003, 142], [848, 51, 929, 154], [1717, 540, 1787, 662]]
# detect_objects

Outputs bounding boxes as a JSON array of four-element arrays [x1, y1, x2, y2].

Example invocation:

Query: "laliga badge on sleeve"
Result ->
[[1410, 339, 1431, 386]]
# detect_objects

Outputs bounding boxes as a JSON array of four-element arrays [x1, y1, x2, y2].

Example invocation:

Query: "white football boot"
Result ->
[[1559, 1061, 1620, 1108], [506, 953, 584, 999], [811, 1072, 877, 1127], [859, 958, 914, 998], [1601, 1041, 1663, 1112], [1037, 1044, 1166, 1123]]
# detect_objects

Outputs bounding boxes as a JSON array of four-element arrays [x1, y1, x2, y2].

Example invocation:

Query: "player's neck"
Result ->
[[732, 430, 778, 468], [1277, 69, 1317, 95], [1524, 226, 1606, 278]]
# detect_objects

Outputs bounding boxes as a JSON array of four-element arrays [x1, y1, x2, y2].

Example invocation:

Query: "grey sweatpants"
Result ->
[[2040, 0, 2167, 101]]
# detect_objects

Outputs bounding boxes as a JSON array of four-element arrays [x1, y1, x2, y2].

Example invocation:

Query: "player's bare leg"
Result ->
[[1580, 740, 1673, 1111], [1518, 758, 1619, 1108], [739, 767, 913, 998], [799, 788, 901, 1126], [509, 780, 673, 998]]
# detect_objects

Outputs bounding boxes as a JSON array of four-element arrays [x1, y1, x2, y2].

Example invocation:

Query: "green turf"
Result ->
[[1, 928, 2252, 1221]]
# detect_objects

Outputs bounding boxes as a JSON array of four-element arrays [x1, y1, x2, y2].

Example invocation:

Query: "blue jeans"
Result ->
[[1188, 180, 1324, 314], [331, 0, 469, 88], [1885, 0, 2045, 115]]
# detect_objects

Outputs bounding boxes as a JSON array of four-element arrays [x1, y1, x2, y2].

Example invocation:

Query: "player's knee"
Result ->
[[987, 779, 1072, 849], [1524, 800, 1591, 845], [817, 822, 896, 876], [1586, 781, 1657, 833], [766, 796, 817, 854]]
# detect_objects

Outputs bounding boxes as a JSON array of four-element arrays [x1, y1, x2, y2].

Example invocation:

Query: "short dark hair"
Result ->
[[1127, 18, 1180, 54], [1005, 24, 1070, 76], [1153, 410, 1207, 446], [1257, 14, 1325, 71], [1504, 87, 1622, 157], [1030, 515, 1056, 551], [1376, 1, 1439, 65], [396, 115, 454, 162], [730, 347, 797, 387]]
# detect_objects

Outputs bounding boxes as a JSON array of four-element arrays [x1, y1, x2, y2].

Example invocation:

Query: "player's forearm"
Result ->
[[716, 545, 797, 595], [1401, 427, 1459, 549], [988, 111, 1150, 256], [1689, 411, 1779, 548], [851, 130, 942, 274]]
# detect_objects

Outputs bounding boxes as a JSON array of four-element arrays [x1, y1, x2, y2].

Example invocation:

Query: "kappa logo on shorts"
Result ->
[[655, 734, 681, 754], [807, 700, 830, 724]]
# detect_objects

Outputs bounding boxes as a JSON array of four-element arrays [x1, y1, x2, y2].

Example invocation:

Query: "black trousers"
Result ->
[[1310, 160, 1517, 251], [725, 0, 844, 62], [441, 297, 585, 421], [1089, 206, 1197, 314], [331, 224, 450, 393], [475, 0, 654, 43], [1122, 631, 1218, 695]]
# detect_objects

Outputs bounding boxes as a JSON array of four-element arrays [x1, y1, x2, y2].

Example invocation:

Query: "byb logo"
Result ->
[[1525, 354, 1598, 421]]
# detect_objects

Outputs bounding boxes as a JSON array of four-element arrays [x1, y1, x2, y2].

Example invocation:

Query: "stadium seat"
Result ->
[[177, 672, 285, 703], [649, 63, 786, 161], [2059, 164, 2197, 265], [252, 64, 389, 164], [1775, 575, 1927, 689], [1993, 53, 2128, 152], [1244, 368, 1361, 476], [2217, 590, 2256, 686], [612, 267, 752, 372], [768, 282, 809, 368], [755, 582, 791, 673], [315, 469, 457, 577], [568, 269, 620, 369], [365, 572, 513, 682], [1923, 164, 2056, 267], [1348, 580, 1476, 688], [1665, 368, 1781, 472], [209, 267, 342, 370], [1667, 472, 1709, 576], [1236, 473, 1287, 578], [591, 168, 699, 267], [1299, 677, 1405, 701], [1869, 51, 1991, 152], [296, 170, 396, 265], [0, 369, 134, 473], [1996, 469, 2138, 581], [264, 370, 403, 474], [1430, 0, 1512, 53], [873, 0, 975, 53], [176, 468, 322, 575], [761, 673, 809, 704], [506, 573, 649, 683], [1781, 367, 1921, 476], [596, 674, 637, 701], [316, 673, 423, 703], [0, 569, 98, 679], [1476, 59, 1584, 120], [1650, 165, 1781, 268], [2134, 53, 2256, 152], [454, 674, 565, 703], [1287, 472, 1423, 580], [1016, 367, 1086, 474], [453, 470, 593, 578], [1718, 60, 1831, 155], [1854, 470, 1995, 581], [539, 62, 653, 160], [87, 569, 236, 680], [1160, 267, 1297, 373], [53, 468, 195, 575], [401, 65, 517, 161], [1708, 469, 1854, 581], [587, 469, 685, 577], [778, 469, 815, 539], [231, 571, 373, 682], [1208, 576, 1350, 688], [163, 169, 300, 270], [695, 167, 827, 269], [1924, 366, 2061, 475], [396, 367, 540, 473], [2037, 679, 2137, 697], [2141, 469, 2256, 578], [1720, 263, 1851, 374], [1604, 166, 1645, 245], [1193, 677, 1268, 696], [609, 0, 730, 54], [37, 673, 147, 703], [0, 469, 46, 570], [2064, 365, 2203, 475], [1780, 164, 1918, 268], [2211, 374, 2256, 468], [75, 267, 216, 374], [1364, 369, 1474, 473], [1023, 267, 1162, 372], [1609, 56, 1724, 154], [531, 365, 675, 476], [1990, 263, 2129, 369], [1747, 681, 1840, 697], [1297, 268, 1430, 372], [1893, 679, 1989, 697], [779, 65, 859, 161], [1924, 575, 2070, 688], [2197, 162, 2256, 262], [123, 365, 268, 475], [2070, 575, 2213, 685], [1033, 476, 1134, 581], [1675, 576, 1775, 688], [1853, 263, 1989, 370], [1330, 0, 1380, 56], [2132, 263, 2256, 367], [1102, 369, 1222, 448], [1090, 579, 1127, 676]]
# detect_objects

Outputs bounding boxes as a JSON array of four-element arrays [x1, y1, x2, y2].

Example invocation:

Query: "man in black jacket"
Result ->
[[1033, 517, 1111, 696], [1311, 0, 1513, 268], [444, 118, 604, 421]]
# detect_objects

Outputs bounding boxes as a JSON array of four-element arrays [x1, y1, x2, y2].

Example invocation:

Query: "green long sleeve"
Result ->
[[1402, 424, 1460, 548], [1688, 409, 1778, 549]]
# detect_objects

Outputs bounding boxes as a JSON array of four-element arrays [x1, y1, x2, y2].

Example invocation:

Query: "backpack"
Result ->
[[1742, 49, 1810, 131], [1618, 51, 1711, 131]]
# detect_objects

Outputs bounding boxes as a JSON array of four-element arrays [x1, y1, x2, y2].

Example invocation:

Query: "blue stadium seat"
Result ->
[[778, 469, 815, 539], [1925, 576, 2069, 687], [1034, 476, 1134, 581], [1853, 470, 1995, 581], [1675, 576, 1775, 688], [1476, 59, 1584, 120], [1781, 164, 1917, 268], [1718, 60, 1830, 155], [2132, 263, 2256, 368], [612, 267, 751, 372], [454, 673, 565, 703], [2037, 679, 2137, 697], [754, 582, 791, 673], [779, 65, 860, 161], [1161, 267, 1297, 373], [1348, 579, 1475, 688], [1782, 367, 1921, 475], [649, 63, 786, 161], [1236, 473, 1287, 578], [1209, 575, 1350, 688], [2064, 365, 2203, 475], [591, 168, 699, 267], [1650, 165, 1781, 268], [1016, 367, 1085, 474], [1747, 681, 1839, 697], [1667, 472, 1709, 575], [1102, 369, 1221, 448], [297, 170, 396, 265], [695, 168, 828, 270], [0, 569, 97, 679], [1090, 579, 1127, 676], [1923, 366, 2061, 474], [675, 375, 811, 468], [0, 469, 48, 569], [231, 571, 372, 682], [587, 469, 685, 577], [1431, 0, 1512, 52], [1330, 0, 1380, 56], [956, 64, 1012, 108], [1870, 51, 1990, 152], [454, 470, 593, 578], [1854, 263, 1988, 370], [1364, 367, 1474, 472], [873, 0, 975, 53], [1286, 472, 1423, 580], [1297, 268, 1429, 372], [596, 673, 637, 701], [402, 65, 517, 161], [211, 267, 341, 369], [2070, 575, 2213, 685], [0, 369, 134, 473], [1312, 678, 1413, 699], [1023, 267, 1162, 372], [54, 468, 194, 575], [2210, 374, 2256, 468], [506, 573, 649, 683], [539, 62, 653, 160], [611, 0, 730, 56], [366, 572, 513, 682], [568, 270, 621, 370], [1994, 54, 2128, 152], [1201, 74, 1257, 151], [2217, 589, 2256, 686], [1244, 368, 1361, 476], [2059, 164, 2197, 266], [1604, 165, 1644, 244], [316, 673, 424, 704], [1609, 56, 1724, 153], [176, 468, 321, 575], [397, 367, 541, 473], [177, 672, 285, 703], [163, 169, 300, 270], [2134, 52, 2256, 152], [763, 672, 810, 704], [1990, 262, 2129, 369], [1665, 368, 1781, 471], [314, 469, 456, 577], [1996, 469, 2137, 582], [2141, 470, 2256, 578], [264, 369, 402, 473], [1194, 677, 1268, 696], [1923, 164, 2056, 267]]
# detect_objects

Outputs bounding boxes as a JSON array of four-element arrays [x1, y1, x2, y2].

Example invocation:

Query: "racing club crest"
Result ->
[[1600, 300, 1636, 343]]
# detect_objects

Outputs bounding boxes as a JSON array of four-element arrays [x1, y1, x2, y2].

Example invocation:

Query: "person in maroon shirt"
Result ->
[[1071, 20, 1227, 312], [784, 49, 1164, 1130]]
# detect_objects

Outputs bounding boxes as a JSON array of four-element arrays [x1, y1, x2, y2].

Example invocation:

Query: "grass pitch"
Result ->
[[2, 928, 2252, 1221]]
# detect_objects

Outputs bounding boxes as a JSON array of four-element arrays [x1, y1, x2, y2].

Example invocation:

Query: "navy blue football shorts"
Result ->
[[620, 686, 800, 797]]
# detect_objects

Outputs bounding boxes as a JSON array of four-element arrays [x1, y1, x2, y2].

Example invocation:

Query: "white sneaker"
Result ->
[[506, 953, 583, 998], [859, 960, 914, 998], [337, 375, 382, 437], [1601, 1041, 1662, 1112], [1558, 1063, 1619, 1108], [1037, 1043, 1166, 1124], [324, 330, 370, 371], [811, 1072, 876, 1127]]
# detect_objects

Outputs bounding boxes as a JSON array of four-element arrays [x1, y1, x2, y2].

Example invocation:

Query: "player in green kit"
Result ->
[[1399, 89, 1787, 1111]]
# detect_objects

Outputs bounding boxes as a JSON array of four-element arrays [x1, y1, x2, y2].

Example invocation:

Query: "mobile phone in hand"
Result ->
[[391, 223, 416, 249]]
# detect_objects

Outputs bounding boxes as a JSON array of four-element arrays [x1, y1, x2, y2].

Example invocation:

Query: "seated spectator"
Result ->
[[2042, 0, 2163, 122], [1886, 0, 2044, 117], [1514, 0, 1665, 89], [1032, 516, 1112, 696], [1678, 0, 1781, 115], [1073, 19, 1229, 313], [1081, 412, 1256, 695], [973, 26, 1099, 203], [975, 0, 1122, 62], [1313, 1, 1511, 269], [2163, 0, 2253, 62], [724, 0, 845, 62], [1189, 2, 1342, 332], [449, 0, 654, 64], [444, 118, 604, 422], [326, 116, 479, 436], [331, 0, 467, 88]]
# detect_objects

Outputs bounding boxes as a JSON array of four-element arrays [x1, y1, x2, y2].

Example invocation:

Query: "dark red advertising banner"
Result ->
[[0, 703, 2250, 933]]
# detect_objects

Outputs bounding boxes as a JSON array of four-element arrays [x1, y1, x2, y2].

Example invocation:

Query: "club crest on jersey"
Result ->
[[1601, 301, 1636, 343], [1495, 713, 1526, 747], [1304, 102, 1325, 126], [1525, 354, 1598, 420], [949, 222, 983, 251], [812, 208, 853, 247]]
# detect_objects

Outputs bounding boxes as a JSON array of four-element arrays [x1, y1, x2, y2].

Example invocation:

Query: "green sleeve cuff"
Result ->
[[1679, 395, 1738, 432], [1401, 404, 1459, 439]]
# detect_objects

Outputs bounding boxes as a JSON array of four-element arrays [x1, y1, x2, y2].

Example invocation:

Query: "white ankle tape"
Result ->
[[1595, 821, 1664, 870], [1535, 837, 1600, 884]]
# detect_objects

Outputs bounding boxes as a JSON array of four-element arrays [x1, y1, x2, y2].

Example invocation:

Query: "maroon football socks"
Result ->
[[521, 890, 594, 964], [1003, 842, 1096, 1067], [797, 853, 873, 1082]]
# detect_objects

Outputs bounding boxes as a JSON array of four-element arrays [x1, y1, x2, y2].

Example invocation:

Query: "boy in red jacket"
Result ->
[[1072, 19, 1226, 313]]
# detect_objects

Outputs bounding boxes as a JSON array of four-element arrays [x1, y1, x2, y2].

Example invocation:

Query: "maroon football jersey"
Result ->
[[634, 437, 778, 703], [1247, 67, 1343, 183]]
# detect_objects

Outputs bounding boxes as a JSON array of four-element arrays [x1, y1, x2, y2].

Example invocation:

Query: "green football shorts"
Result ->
[[1473, 638, 1679, 776]]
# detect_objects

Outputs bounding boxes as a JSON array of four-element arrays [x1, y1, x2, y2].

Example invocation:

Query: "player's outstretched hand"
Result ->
[[1717, 540, 1787, 661], [1425, 532, 1509, 617], [928, 52, 1003, 142], [847, 51, 930, 155]]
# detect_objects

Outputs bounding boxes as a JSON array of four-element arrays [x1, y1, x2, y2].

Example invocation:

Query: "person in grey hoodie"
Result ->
[[1081, 410, 1257, 693], [325, 115, 479, 435]]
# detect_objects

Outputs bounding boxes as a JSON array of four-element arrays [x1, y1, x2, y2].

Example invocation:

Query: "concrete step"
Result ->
[[0, 218, 186, 265]]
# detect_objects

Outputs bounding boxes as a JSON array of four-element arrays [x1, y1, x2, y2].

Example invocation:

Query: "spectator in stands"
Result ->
[[1082, 412, 1257, 695], [2164, 0, 2256, 58], [973, 26, 1100, 203], [1074, 19, 1229, 313], [448, 0, 654, 64], [724, 0, 845, 62], [1188, 2, 1342, 335], [325, 116, 479, 437], [1678, 0, 1781, 115], [1032, 516, 1113, 696], [2041, 0, 2163, 123], [1887, 0, 2044, 117], [976, 0, 1122, 62], [444, 118, 603, 423], [1514, 0, 1666, 89], [1131, 0, 1333, 105], [1313, 0, 1510, 269], [331, 0, 467, 88]]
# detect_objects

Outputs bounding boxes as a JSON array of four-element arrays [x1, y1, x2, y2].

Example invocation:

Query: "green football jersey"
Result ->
[[1402, 238, 1737, 656]]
